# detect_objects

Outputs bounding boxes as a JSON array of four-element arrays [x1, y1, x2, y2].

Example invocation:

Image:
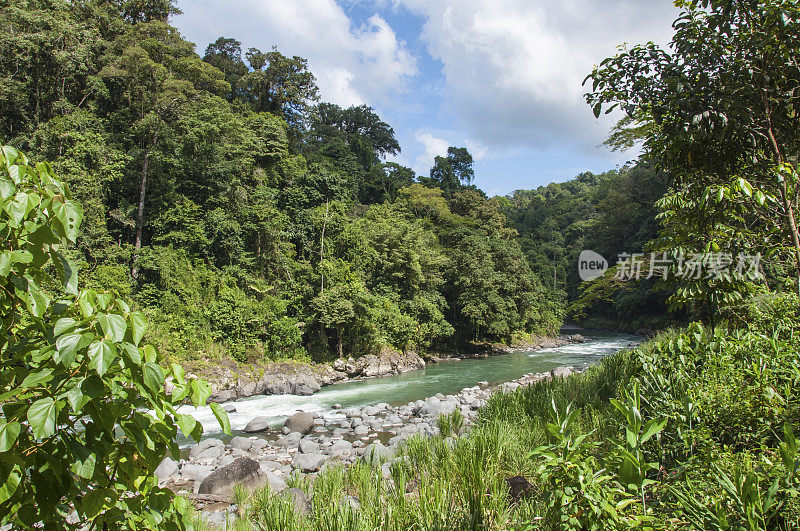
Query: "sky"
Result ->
[[174, 0, 679, 196]]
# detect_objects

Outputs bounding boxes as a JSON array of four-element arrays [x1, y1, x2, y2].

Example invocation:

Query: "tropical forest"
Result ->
[[1, 0, 800, 529]]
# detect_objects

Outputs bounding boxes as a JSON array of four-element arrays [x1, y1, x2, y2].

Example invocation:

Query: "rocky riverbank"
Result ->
[[157, 364, 581, 526], [183, 335, 587, 404]]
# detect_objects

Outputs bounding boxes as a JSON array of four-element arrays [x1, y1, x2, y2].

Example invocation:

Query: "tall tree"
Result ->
[[100, 20, 228, 277], [425, 146, 474, 199], [238, 46, 319, 127], [202, 37, 248, 99], [587, 0, 800, 300]]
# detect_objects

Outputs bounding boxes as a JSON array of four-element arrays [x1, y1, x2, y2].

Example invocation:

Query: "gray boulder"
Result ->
[[299, 438, 320, 454], [208, 389, 237, 403], [329, 439, 353, 457], [284, 412, 315, 434], [419, 397, 442, 417], [238, 381, 257, 397], [229, 436, 254, 452], [244, 416, 272, 433], [217, 454, 235, 468], [189, 438, 224, 460], [292, 452, 327, 472], [263, 376, 292, 395], [275, 432, 302, 448], [251, 439, 269, 451], [154, 456, 178, 482], [363, 442, 394, 464], [293, 375, 322, 396], [265, 470, 287, 492], [179, 463, 214, 482], [552, 366, 573, 379], [197, 457, 262, 496]]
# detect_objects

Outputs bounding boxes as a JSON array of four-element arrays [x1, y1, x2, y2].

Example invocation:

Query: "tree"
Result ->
[[238, 47, 319, 127], [425, 146, 474, 198], [308, 103, 400, 162], [0, 146, 228, 527], [311, 259, 369, 357], [586, 0, 800, 300], [307, 103, 402, 202], [100, 20, 228, 277], [202, 37, 248, 100], [0, 0, 101, 142]]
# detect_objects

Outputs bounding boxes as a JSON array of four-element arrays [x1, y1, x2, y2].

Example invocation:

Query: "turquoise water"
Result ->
[[182, 330, 637, 438]]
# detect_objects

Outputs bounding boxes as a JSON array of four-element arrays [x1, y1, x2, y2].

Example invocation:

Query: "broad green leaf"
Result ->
[[0, 250, 32, 277], [0, 421, 21, 452], [143, 344, 157, 363], [143, 362, 165, 391], [0, 178, 15, 199], [81, 487, 112, 520], [190, 379, 211, 407], [52, 199, 83, 243], [176, 414, 197, 437], [88, 341, 115, 376], [171, 363, 185, 385], [20, 369, 54, 389], [640, 418, 668, 444], [129, 312, 147, 345], [24, 279, 50, 319], [27, 397, 59, 439], [210, 402, 230, 435], [5, 192, 27, 227], [95, 292, 112, 310], [55, 333, 83, 366], [0, 465, 21, 504], [59, 255, 78, 296], [65, 384, 89, 414], [74, 453, 96, 480], [121, 343, 142, 365], [0, 252, 10, 277], [53, 317, 78, 337], [98, 313, 126, 343]]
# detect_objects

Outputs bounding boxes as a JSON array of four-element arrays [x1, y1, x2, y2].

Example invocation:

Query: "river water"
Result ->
[[182, 330, 637, 439]]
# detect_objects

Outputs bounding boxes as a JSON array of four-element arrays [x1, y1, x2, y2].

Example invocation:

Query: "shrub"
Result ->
[[0, 147, 227, 527]]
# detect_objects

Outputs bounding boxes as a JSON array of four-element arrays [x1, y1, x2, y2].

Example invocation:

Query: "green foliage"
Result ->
[[587, 0, 800, 306], [436, 409, 465, 438], [1, 0, 563, 365], [506, 164, 673, 328], [0, 147, 226, 527]]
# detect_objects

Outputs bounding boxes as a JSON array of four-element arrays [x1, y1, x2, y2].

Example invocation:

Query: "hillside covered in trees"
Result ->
[[1, 0, 579, 365]]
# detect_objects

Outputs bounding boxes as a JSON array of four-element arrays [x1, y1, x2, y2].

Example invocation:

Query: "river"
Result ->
[[182, 330, 637, 439]]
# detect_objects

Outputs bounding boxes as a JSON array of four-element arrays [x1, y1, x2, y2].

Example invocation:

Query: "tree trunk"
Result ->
[[336, 326, 343, 358], [131, 150, 149, 279], [764, 85, 800, 293]]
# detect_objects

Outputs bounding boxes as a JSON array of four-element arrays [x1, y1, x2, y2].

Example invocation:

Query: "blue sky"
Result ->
[[174, 0, 678, 196]]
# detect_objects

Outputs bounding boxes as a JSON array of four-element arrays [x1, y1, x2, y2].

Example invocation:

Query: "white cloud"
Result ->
[[394, 0, 677, 153], [174, 0, 417, 107]]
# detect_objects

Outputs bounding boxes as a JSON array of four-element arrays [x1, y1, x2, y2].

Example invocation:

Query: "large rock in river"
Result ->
[[284, 412, 315, 434], [197, 457, 262, 496], [189, 438, 224, 460], [348, 347, 426, 378], [244, 416, 271, 433]]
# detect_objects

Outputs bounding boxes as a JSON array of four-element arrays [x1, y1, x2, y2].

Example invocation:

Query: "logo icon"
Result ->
[[578, 250, 608, 282]]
